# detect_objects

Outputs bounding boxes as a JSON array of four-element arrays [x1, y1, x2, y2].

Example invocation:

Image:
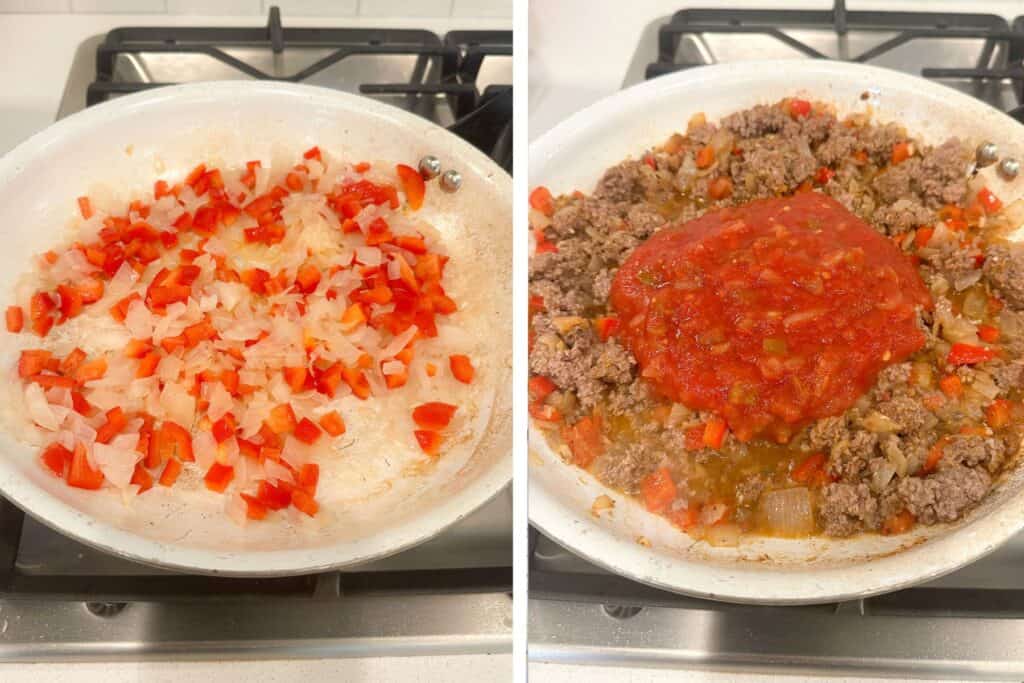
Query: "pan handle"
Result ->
[[447, 86, 512, 173]]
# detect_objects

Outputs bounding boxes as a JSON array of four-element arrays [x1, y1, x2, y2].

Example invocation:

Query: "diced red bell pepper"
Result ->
[[978, 187, 1003, 214], [212, 413, 237, 444], [155, 421, 194, 463], [290, 488, 319, 517], [257, 479, 291, 510], [791, 452, 828, 485], [203, 462, 234, 493], [986, 399, 1013, 429], [18, 349, 51, 378], [266, 403, 298, 434], [978, 324, 1000, 343], [130, 463, 153, 494], [67, 442, 104, 490], [282, 366, 307, 393], [56, 284, 83, 322], [158, 458, 183, 487], [814, 166, 835, 185], [6, 305, 23, 332], [40, 442, 72, 478], [641, 467, 676, 513], [529, 186, 554, 216], [75, 358, 107, 383], [703, 418, 728, 449], [449, 354, 475, 384], [412, 402, 457, 430], [788, 98, 812, 118], [319, 410, 346, 437], [528, 376, 557, 403], [95, 406, 127, 444], [77, 196, 94, 220], [240, 493, 268, 520], [891, 141, 911, 165], [529, 402, 562, 422], [594, 316, 620, 342], [395, 235, 427, 254], [414, 429, 443, 456], [947, 342, 998, 366], [396, 164, 425, 210], [341, 366, 371, 399], [297, 463, 319, 495], [295, 263, 321, 294], [293, 417, 322, 445]]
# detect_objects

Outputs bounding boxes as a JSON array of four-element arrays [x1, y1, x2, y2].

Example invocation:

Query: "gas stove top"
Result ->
[[529, 3, 1024, 679], [0, 8, 511, 663]]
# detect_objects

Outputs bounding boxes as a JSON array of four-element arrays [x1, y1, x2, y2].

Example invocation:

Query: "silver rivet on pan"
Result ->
[[440, 169, 462, 193], [418, 155, 441, 180], [999, 158, 1020, 180], [85, 602, 126, 617], [976, 142, 999, 167]]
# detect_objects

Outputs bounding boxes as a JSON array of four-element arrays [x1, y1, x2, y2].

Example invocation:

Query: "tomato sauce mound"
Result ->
[[610, 192, 933, 443]]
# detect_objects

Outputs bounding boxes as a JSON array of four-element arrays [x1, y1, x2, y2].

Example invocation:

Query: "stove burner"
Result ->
[[86, 6, 512, 171]]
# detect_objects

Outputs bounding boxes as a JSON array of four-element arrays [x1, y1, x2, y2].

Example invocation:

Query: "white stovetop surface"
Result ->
[[0, 10, 511, 682]]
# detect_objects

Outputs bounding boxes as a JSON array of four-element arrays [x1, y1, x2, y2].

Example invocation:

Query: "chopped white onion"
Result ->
[[24, 383, 58, 431]]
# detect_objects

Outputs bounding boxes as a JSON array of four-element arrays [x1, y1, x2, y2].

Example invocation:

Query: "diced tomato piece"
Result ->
[[257, 480, 291, 510], [294, 417, 322, 444], [77, 196, 94, 220], [703, 417, 727, 449], [40, 442, 72, 477], [947, 342, 998, 366], [560, 415, 603, 468], [6, 305, 23, 332], [414, 429, 443, 456], [449, 354, 475, 384], [641, 467, 676, 513], [67, 442, 105, 490], [396, 164, 426, 210], [978, 324, 1000, 343], [96, 406, 127, 444], [204, 462, 234, 493], [412, 402, 457, 431], [240, 493, 268, 520], [297, 463, 319, 495], [788, 98, 812, 118], [977, 187, 1003, 214], [318, 411, 346, 437], [341, 366, 371, 399], [529, 186, 554, 216], [266, 403, 298, 434], [158, 458, 183, 487], [18, 349, 51, 378], [290, 488, 319, 517]]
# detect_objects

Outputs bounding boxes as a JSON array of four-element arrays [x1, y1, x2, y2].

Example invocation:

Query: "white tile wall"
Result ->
[[359, 0, 452, 18], [0, 0, 70, 11], [260, 0, 357, 16], [0, 0, 510, 16], [168, 0, 259, 13], [70, 0, 166, 11]]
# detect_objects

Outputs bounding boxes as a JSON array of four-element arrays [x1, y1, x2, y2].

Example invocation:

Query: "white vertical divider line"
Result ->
[[511, 0, 528, 680]]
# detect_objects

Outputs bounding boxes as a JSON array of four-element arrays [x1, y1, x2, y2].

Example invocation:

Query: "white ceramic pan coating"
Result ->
[[529, 60, 1024, 604], [0, 81, 511, 575]]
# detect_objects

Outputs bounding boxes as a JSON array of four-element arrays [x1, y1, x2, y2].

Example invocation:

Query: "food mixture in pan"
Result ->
[[529, 97, 1024, 542], [5, 147, 476, 523]]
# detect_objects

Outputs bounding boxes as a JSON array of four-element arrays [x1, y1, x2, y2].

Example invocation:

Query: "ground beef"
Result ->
[[873, 363, 911, 398], [990, 360, 1024, 394], [722, 104, 792, 138], [871, 157, 920, 204], [941, 434, 1006, 472], [594, 442, 661, 494], [592, 268, 615, 301], [805, 414, 879, 479], [729, 137, 816, 200], [876, 396, 938, 434], [896, 465, 992, 525], [604, 377, 651, 415], [921, 240, 984, 292], [529, 321, 635, 415], [820, 482, 880, 536], [860, 122, 904, 165], [984, 244, 1024, 310], [593, 160, 649, 203], [872, 198, 934, 236], [625, 204, 666, 240], [815, 125, 859, 166], [918, 138, 970, 206], [546, 196, 625, 241]]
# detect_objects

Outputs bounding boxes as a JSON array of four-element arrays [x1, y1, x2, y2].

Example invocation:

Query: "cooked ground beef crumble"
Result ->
[[529, 97, 1024, 540]]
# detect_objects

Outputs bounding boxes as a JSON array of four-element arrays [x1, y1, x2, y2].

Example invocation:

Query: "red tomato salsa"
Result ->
[[610, 192, 933, 443]]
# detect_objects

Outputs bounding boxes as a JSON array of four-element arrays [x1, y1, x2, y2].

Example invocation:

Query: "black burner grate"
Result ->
[[646, 0, 1024, 120], [86, 6, 512, 171]]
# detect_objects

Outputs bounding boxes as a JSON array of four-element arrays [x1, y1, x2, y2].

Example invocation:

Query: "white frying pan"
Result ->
[[529, 60, 1024, 604], [0, 81, 511, 575]]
